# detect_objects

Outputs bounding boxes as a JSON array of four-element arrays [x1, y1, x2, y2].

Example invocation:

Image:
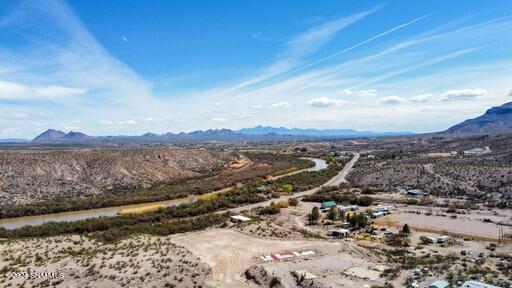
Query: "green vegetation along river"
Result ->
[[0, 158, 326, 229]]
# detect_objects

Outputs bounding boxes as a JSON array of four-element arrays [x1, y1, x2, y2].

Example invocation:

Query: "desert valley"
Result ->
[[0, 102, 511, 288]]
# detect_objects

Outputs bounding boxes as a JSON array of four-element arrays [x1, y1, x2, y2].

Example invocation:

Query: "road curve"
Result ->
[[229, 152, 360, 214]]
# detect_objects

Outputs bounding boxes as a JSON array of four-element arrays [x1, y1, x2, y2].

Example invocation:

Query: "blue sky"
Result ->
[[1, 0, 512, 137]]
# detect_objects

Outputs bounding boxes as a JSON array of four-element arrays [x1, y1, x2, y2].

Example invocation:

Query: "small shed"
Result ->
[[321, 201, 337, 210], [327, 228, 350, 238], [230, 215, 251, 223], [429, 280, 450, 288]]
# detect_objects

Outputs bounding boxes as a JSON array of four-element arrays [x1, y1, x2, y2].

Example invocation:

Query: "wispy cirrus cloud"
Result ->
[[2, 1, 512, 137], [0, 0, 154, 106], [0, 81, 86, 99], [219, 8, 378, 96]]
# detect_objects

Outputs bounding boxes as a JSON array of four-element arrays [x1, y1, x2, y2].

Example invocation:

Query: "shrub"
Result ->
[[419, 236, 433, 245], [277, 200, 289, 208], [258, 204, 281, 215], [288, 198, 299, 206], [281, 184, 293, 193]]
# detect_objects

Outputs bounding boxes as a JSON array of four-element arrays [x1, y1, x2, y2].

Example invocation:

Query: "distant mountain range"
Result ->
[[0, 138, 29, 143], [13, 101, 512, 145], [442, 102, 512, 135], [29, 127, 413, 144], [236, 126, 411, 137]]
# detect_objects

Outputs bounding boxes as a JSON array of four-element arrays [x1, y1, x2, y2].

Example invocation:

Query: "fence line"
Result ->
[[379, 220, 512, 244]]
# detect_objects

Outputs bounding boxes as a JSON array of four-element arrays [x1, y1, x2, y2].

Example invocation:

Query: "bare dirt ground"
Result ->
[[376, 205, 512, 240], [0, 235, 211, 288], [169, 228, 388, 288]]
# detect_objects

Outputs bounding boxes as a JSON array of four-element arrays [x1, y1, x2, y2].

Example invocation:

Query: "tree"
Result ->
[[361, 186, 373, 194], [327, 206, 338, 222], [340, 210, 345, 221], [349, 212, 369, 229], [308, 206, 320, 225], [401, 223, 411, 235], [357, 196, 373, 206]]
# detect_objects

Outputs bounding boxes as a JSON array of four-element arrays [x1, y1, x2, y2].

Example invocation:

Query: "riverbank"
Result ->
[[0, 157, 325, 230]]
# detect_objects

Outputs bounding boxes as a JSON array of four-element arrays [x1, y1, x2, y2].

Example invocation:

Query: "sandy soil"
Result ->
[[376, 205, 512, 239], [169, 228, 385, 288], [0, 235, 210, 288]]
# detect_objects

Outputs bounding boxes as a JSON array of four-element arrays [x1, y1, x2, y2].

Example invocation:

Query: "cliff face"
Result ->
[[0, 148, 232, 206], [444, 102, 512, 135]]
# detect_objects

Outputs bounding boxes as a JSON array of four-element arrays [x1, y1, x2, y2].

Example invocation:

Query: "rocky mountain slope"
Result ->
[[0, 148, 232, 206], [443, 102, 512, 135]]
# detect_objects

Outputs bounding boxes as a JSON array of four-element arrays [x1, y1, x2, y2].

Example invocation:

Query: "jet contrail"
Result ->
[[217, 7, 383, 96], [280, 12, 437, 78]]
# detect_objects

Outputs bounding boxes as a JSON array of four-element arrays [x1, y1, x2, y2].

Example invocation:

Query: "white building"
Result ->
[[459, 280, 500, 288], [463, 146, 491, 156], [374, 204, 392, 212]]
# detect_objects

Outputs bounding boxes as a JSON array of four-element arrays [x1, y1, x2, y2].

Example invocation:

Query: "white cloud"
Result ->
[[0, 81, 86, 99], [117, 120, 136, 125], [356, 89, 377, 97], [0, 0, 154, 107], [143, 117, 165, 123], [97, 120, 113, 125], [0, 127, 22, 136], [308, 97, 347, 108], [342, 89, 353, 95], [0, 81, 28, 97], [122, 36, 128, 42], [34, 85, 87, 98], [440, 88, 487, 101], [508, 89, 512, 97], [410, 93, 435, 103], [378, 96, 406, 105], [269, 102, 291, 109], [251, 32, 272, 42], [211, 117, 227, 123]]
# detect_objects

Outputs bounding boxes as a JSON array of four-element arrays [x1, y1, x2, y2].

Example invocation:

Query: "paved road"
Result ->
[[229, 153, 360, 214], [322, 152, 360, 187]]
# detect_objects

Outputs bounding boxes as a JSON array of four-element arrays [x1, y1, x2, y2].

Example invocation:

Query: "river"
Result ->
[[0, 157, 327, 229]]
